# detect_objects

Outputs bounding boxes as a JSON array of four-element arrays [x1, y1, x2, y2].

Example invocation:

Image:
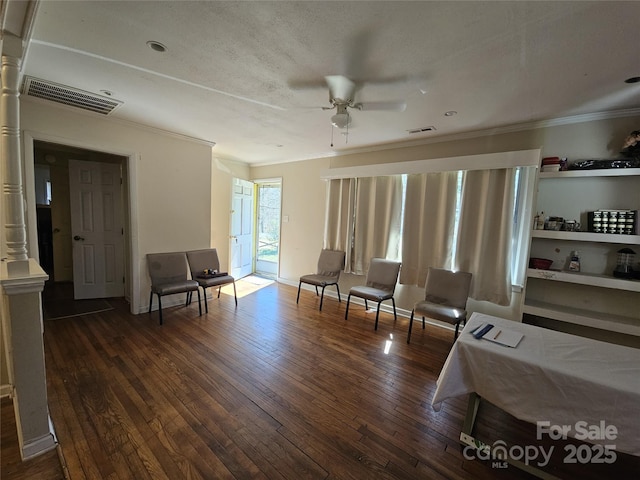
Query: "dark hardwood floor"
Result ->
[[4, 280, 638, 479], [1, 397, 66, 479]]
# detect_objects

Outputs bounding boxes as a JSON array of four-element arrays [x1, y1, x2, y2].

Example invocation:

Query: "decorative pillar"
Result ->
[[1, 50, 55, 459], [0, 260, 55, 459], [1, 55, 29, 266]]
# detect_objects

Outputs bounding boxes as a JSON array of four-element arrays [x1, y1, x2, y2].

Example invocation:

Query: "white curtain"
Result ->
[[400, 171, 459, 286], [324, 176, 402, 275], [455, 168, 516, 305], [351, 176, 403, 274], [323, 178, 356, 270]]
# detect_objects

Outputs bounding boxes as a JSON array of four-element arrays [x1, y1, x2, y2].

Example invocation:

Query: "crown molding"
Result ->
[[323, 108, 640, 159], [248, 108, 640, 168]]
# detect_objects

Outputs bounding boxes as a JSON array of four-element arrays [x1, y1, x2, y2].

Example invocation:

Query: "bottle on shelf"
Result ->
[[568, 251, 580, 272], [535, 211, 545, 230]]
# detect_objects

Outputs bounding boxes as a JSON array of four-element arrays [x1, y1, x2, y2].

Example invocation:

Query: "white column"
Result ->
[[1, 55, 29, 265], [1, 260, 56, 460], [1, 52, 56, 459]]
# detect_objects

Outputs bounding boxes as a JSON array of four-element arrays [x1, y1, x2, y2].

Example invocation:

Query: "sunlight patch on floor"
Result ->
[[220, 275, 274, 298]]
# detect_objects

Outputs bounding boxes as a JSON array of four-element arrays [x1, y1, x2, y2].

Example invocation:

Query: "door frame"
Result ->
[[23, 131, 140, 314], [254, 178, 282, 278]]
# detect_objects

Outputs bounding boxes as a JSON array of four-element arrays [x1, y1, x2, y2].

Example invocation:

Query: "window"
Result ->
[[325, 166, 535, 305]]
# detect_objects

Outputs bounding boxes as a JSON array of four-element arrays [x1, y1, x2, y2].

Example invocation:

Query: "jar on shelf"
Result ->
[[613, 248, 636, 279]]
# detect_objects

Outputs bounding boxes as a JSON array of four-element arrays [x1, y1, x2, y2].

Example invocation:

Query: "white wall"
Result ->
[[251, 115, 640, 322], [210, 157, 250, 273], [251, 158, 331, 279], [20, 100, 215, 313], [18, 99, 640, 322]]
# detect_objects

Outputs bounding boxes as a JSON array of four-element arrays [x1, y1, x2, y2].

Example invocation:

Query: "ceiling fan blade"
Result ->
[[354, 101, 407, 112], [287, 105, 336, 111], [325, 75, 356, 102]]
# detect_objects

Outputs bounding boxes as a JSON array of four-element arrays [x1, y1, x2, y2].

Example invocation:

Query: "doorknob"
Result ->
[[73, 235, 85, 241]]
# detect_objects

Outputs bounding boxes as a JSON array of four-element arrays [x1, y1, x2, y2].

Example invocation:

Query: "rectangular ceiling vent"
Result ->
[[408, 126, 436, 134], [21, 77, 122, 115]]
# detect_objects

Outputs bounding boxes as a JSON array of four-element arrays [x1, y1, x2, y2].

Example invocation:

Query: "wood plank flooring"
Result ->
[[8, 280, 638, 479], [1, 397, 66, 479]]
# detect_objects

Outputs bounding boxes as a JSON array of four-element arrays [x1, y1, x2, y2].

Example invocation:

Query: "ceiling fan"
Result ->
[[321, 75, 407, 129]]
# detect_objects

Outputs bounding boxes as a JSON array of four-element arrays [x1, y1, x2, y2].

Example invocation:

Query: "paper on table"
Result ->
[[483, 326, 523, 348]]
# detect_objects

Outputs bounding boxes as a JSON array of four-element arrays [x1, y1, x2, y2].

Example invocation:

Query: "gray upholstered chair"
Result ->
[[344, 258, 401, 330], [147, 252, 201, 325], [296, 249, 346, 311], [407, 267, 472, 344], [186, 248, 237, 312]]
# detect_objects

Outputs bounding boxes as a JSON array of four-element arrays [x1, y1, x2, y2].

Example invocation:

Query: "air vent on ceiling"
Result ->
[[408, 126, 436, 134], [21, 77, 122, 115]]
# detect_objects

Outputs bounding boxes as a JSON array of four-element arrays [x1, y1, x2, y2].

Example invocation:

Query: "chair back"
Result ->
[[424, 267, 472, 309], [147, 252, 189, 285], [365, 258, 401, 293], [317, 249, 345, 277], [186, 249, 222, 277]]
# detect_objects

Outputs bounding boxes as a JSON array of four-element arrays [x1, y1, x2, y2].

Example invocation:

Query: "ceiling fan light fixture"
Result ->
[[331, 112, 352, 129]]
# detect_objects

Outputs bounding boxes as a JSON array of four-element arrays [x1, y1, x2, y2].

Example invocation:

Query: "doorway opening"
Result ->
[[32, 141, 129, 312], [255, 180, 282, 278]]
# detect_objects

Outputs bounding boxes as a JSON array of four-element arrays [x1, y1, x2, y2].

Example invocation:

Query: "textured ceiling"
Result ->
[[22, 1, 640, 165]]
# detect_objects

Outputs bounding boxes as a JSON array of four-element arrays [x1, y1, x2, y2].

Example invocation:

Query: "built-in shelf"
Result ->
[[538, 168, 640, 179], [526, 268, 640, 292], [523, 164, 639, 340], [523, 299, 640, 336], [530, 230, 640, 244]]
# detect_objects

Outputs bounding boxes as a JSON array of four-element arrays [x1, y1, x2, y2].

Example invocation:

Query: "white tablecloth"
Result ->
[[432, 312, 640, 457]]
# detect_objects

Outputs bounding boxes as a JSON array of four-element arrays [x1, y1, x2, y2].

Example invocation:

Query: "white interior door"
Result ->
[[230, 178, 254, 279], [69, 160, 125, 299]]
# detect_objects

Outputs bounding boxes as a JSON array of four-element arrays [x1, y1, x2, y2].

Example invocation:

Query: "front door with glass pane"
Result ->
[[255, 181, 281, 277]]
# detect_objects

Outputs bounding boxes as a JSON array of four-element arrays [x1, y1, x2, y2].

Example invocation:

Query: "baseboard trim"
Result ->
[[21, 427, 57, 461]]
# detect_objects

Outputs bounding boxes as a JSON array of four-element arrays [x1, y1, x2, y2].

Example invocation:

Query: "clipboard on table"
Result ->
[[483, 326, 524, 348], [470, 323, 523, 348]]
